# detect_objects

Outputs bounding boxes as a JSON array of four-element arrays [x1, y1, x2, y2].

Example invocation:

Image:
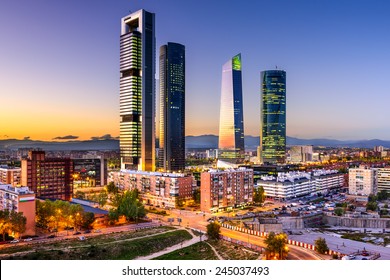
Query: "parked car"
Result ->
[[23, 238, 33, 242], [10, 239, 20, 243], [73, 231, 81, 235], [93, 229, 102, 233], [84, 230, 91, 234], [47, 235, 56, 239]]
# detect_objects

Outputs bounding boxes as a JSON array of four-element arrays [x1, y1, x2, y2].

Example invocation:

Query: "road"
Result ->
[[160, 209, 321, 260]]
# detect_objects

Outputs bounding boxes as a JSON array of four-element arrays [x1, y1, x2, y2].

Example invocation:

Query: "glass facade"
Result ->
[[218, 54, 245, 162], [120, 10, 155, 171], [159, 43, 185, 171], [260, 70, 286, 164]]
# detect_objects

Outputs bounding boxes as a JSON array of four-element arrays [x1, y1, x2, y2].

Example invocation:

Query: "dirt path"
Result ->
[[205, 242, 223, 260], [134, 228, 203, 260]]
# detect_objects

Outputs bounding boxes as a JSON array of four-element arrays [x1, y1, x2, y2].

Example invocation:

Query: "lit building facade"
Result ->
[[72, 158, 107, 187], [377, 168, 390, 193], [109, 170, 194, 209], [21, 151, 73, 200], [200, 168, 253, 213], [0, 185, 36, 236], [260, 70, 286, 164], [348, 167, 377, 196], [159, 42, 185, 172], [120, 9, 156, 171], [218, 54, 245, 163], [0, 166, 21, 186]]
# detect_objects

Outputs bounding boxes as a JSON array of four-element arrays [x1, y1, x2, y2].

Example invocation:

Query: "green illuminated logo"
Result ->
[[232, 54, 241, 71]]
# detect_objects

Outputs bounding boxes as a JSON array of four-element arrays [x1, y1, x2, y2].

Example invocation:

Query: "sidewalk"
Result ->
[[134, 228, 203, 260]]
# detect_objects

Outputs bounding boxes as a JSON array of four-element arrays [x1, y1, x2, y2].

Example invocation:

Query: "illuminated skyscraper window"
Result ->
[[159, 43, 185, 172], [260, 70, 286, 164], [120, 9, 155, 171], [218, 54, 245, 162]]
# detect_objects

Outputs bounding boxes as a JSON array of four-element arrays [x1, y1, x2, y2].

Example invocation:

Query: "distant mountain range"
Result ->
[[187, 135, 390, 149], [0, 135, 389, 151]]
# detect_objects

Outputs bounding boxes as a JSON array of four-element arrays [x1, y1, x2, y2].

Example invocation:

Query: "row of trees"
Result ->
[[36, 200, 95, 232], [0, 209, 26, 240]]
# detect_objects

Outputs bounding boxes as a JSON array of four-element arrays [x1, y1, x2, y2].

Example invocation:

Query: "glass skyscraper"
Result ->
[[159, 42, 185, 171], [260, 70, 286, 164], [218, 54, 245, 162], [120, 9, 155, 171]]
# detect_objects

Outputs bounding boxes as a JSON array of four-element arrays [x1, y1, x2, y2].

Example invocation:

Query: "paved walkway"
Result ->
[[134, 228, 204, 260]]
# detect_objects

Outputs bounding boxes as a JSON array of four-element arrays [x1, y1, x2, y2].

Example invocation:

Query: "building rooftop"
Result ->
[[119, 169, 188, 178], [0, 184, 34, 195]]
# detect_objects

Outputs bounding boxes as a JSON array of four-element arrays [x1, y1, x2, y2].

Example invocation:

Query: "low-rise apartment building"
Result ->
[[109, 170, 194, 209]]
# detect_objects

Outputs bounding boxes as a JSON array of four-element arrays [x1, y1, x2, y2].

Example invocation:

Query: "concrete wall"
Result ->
[[324, 214, 390, 228], [279, 213, 323, 230]]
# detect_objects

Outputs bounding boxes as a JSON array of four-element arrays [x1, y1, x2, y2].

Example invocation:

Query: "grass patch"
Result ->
[[208, 240, 261, 260], [0, 226, 179, 260], [341, 233, 365, 242], [154, 241, 218, 260]]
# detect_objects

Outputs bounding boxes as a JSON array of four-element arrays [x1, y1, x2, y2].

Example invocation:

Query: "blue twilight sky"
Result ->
[[1, 0, 390, 141]]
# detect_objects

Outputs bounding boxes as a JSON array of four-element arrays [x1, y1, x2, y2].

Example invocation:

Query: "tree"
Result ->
[[0, 210, 26, 240], [192, 188, 201, 204], [36, 200, 54, 229], [264, 232, 289, 260], [80, 212, 95, 229], [0, 209, 11, 241], [377, 190, 389, 201], [334, 207, 344, 216], [206, 221, 221, 240], [9, 211, 26, 238], [97, 192, 108, 208], [112, 190, 146, 222], [253, 186, 265, 204], [314, 237, 329, 254], [366, 201, 378, 211], [106, 182, 119, 195]]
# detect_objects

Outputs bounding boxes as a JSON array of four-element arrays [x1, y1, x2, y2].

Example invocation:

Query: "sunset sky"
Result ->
[[1, 0, 390, 141]]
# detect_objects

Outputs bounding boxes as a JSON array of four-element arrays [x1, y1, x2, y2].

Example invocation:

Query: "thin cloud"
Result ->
[[53, 135, 79, 140], [90, 134, 117, 140]]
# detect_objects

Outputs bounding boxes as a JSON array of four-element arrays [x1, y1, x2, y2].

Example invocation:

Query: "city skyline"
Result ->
[[2, 0, 390, 141]]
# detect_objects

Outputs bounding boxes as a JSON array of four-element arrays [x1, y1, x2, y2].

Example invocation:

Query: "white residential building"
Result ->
[[348, 167, 377, 196], [377, 168, 390, 193], [256, 169, 344, 200]]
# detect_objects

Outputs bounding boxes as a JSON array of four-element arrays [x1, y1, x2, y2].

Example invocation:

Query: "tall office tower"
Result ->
[[218, 54, 245, 163], [260, 70, 286, 164], [159, 43, 186, 171], [120, 9, 156, 171]]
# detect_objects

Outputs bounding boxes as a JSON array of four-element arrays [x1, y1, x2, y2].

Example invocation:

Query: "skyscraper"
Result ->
[[260, 70, 286, 164], [159, 43, 185, 171], [120, 9, 156, 171], [218, 54, 245, 162]]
